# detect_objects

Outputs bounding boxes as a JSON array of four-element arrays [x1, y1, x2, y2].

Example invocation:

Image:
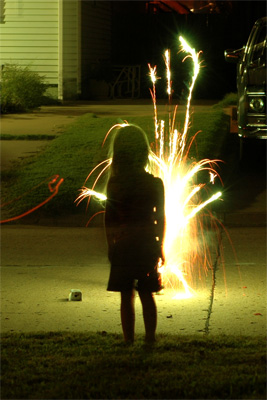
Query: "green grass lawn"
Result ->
[[1, 332, 265, 399], [1, 107, 230, 221]]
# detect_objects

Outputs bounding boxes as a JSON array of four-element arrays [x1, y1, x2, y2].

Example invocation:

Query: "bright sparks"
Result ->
[[146, 36, 222, 297], [76, 188, 107, 204], [76, 35, 223, 300], [163, 49, 172, 97]]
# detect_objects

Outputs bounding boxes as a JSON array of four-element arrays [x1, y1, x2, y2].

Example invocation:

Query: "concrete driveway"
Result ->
[[1, 225, 266, 337]]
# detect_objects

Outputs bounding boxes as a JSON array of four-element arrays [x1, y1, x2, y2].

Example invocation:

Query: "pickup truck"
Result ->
[[225, 17, 266, 155]]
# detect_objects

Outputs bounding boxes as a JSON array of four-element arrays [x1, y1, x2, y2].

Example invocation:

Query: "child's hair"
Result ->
[[110, 124, 150, 175]]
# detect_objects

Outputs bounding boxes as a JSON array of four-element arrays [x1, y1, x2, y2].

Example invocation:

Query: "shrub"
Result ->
[[213, 92, 238, 109], [0, 64, 46, 113]]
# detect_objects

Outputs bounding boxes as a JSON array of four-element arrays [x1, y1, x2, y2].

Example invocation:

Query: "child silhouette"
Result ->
[[105, 124, 165, 343]]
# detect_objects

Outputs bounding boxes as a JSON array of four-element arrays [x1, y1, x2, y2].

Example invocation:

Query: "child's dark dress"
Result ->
[[105, 171, 165, 292]]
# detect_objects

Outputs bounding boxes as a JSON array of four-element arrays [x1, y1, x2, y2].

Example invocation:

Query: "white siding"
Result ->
[[0, 0, 112, 100], [0, 0, 59, 86], [58, 0, 80, 99]]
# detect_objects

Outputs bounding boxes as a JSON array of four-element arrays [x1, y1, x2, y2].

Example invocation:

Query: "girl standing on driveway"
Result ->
[[105, 124, 165, 344]]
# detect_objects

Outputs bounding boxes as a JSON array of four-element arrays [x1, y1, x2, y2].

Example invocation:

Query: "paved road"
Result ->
[[0, 100, 216, 170], [1, 99, 217, 134], [1, 225, 266, 337]]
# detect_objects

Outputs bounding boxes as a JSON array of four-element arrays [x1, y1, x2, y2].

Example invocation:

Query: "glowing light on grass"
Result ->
[[77, 36, 223, 299], [1, 175, 64, 224]]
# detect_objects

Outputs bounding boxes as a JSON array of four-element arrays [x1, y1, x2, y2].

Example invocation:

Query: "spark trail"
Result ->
[[1, 175, 64, 224], [146, 36, 222, 296]]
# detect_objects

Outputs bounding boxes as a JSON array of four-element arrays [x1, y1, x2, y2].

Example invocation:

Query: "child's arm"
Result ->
[[105, 182, 117, 261]]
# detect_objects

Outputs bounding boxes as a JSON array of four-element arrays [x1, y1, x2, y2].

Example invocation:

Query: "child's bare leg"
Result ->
[[120, 289, 135, 343], [138, 290, 157, 343]]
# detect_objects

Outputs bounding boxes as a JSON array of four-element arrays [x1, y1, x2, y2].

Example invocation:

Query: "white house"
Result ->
[[0, 0, 112, 100]]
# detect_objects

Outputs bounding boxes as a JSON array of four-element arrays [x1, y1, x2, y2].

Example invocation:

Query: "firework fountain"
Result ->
[[76, 36, 223, 299]]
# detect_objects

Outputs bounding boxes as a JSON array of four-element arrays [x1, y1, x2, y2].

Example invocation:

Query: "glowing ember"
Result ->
[[1, 175, 64, 224], [77, 36, 223, 299]]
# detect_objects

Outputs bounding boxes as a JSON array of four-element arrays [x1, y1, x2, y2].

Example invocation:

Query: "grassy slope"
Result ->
[[1, 332, 266, 399], [1, 109, 229, 219]]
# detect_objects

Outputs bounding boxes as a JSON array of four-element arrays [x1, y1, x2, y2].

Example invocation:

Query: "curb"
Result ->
[[2, 211, 266, 228]]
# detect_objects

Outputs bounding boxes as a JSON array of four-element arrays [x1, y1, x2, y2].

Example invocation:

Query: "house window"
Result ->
[[0, 0, 5, 23]]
